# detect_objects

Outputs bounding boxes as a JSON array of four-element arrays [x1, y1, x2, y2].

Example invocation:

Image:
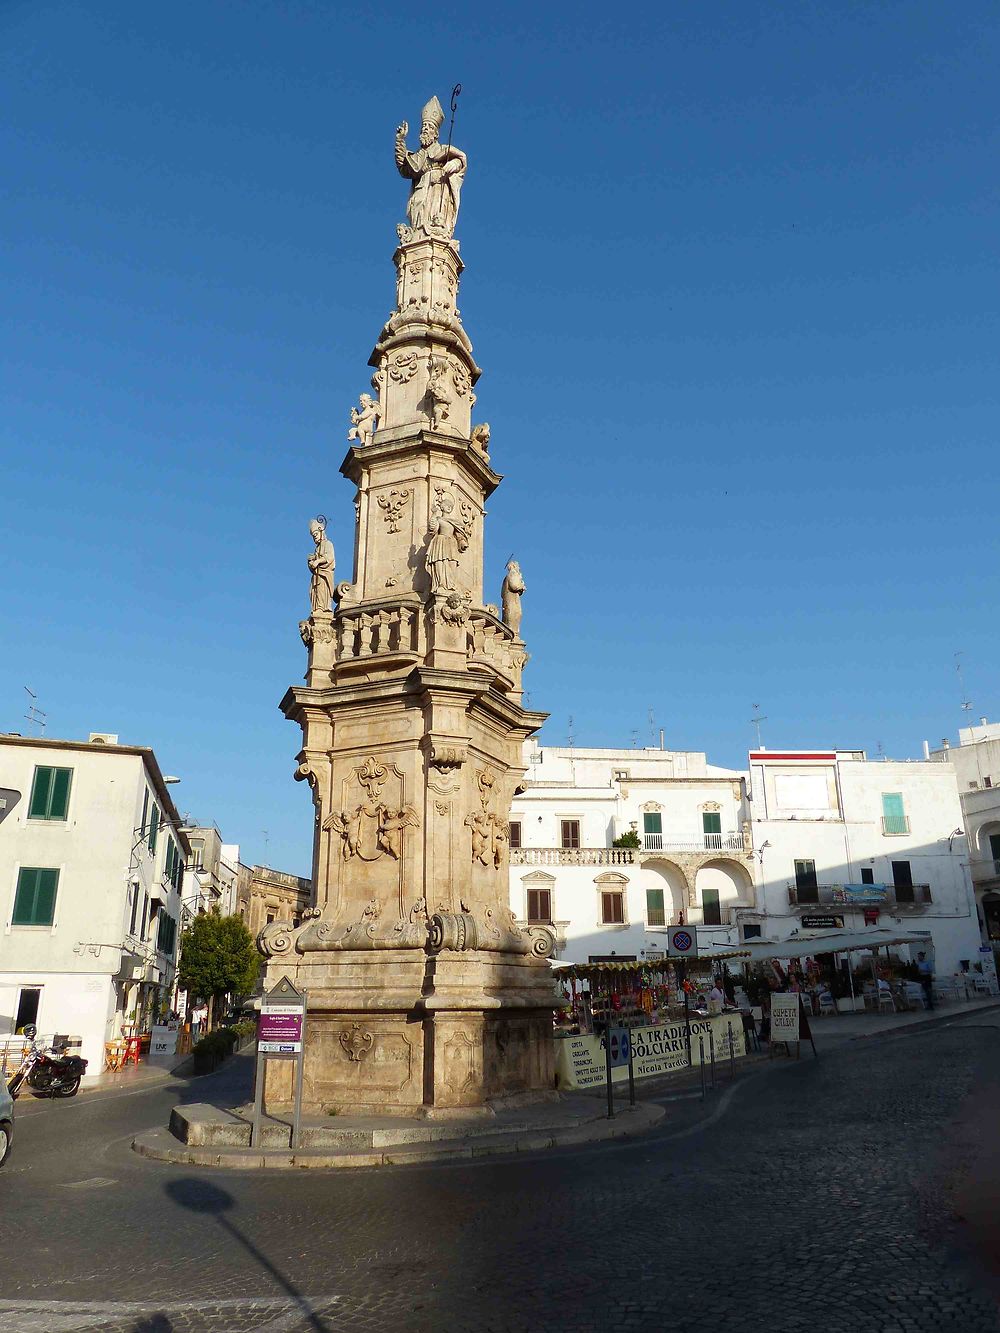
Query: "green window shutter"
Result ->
[[882, 793, 904, 819], [28, 768, 54, 818], [13, 868, 59, 925], [702, 812, 722, 835], [49, 768, 71, 818], [28, 767, 72, 819], [646, 889, 665, 926], [148, 805, 159, 852], [702, 888, 722, 926], [642, 812, 662, 835]]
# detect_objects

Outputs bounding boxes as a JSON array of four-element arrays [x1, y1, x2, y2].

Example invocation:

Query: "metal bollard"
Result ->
[[698, 1036, 706, 1101], [709, 1027, 716, 1089], [728, 1021, 736, 1081]]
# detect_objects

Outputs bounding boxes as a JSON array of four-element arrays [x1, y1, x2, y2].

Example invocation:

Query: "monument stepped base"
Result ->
[[134, 1097, 665, 1170]]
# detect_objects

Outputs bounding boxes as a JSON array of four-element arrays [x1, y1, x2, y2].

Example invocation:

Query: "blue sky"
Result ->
[[2, 2, 998, 874]]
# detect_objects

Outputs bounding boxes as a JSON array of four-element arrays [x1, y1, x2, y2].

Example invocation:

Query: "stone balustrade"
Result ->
[[511, 848, 637, 867], [337, 604, 419, 661]]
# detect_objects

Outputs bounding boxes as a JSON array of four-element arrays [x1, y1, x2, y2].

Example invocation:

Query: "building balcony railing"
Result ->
[[642, 832, 748, 854], [881, 815, 911, 836], [971, 857, 1000, 885], [511, 848, 636, 867], [787, 883, 932, 908]]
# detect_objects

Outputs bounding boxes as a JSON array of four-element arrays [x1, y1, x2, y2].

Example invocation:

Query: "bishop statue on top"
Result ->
[[395, 94, 467, 242]]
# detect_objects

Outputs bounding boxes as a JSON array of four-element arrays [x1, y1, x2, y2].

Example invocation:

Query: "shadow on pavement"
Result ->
[[162, 1177, 329, 1332]]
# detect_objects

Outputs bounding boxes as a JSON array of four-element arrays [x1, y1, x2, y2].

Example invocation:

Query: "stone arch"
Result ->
[[976, 820, 1000, 862], [640, 860, 687, 925], [694, 858, 755, 918]]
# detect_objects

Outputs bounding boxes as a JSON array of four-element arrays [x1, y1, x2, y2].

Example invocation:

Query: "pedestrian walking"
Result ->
[[917, 952, 935, 1010]]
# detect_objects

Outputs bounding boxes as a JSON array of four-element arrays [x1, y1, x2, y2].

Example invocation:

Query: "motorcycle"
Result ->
[[7, 1025, 88, 1099]]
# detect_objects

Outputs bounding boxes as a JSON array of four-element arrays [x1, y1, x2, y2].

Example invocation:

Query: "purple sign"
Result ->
[[258, 1009, 303, 1053]]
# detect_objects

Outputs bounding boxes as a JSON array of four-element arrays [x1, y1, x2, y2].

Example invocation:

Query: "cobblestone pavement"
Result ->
[[3, 1016, 1000, 1333]]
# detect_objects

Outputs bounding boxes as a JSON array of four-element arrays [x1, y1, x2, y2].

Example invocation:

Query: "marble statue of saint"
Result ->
[[308, 518, 335, 614], [395, 95, 467, 240], [425, 491, 468, 593], [501, 559, 525, 636], [348, 393, 380, 447]]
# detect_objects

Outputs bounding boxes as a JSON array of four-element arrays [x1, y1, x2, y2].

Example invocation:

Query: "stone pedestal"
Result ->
[[260, 95, 557, 1117]]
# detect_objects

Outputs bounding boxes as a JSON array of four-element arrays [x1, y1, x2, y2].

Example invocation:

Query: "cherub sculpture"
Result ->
[[378, 806, 420, 860], [348, 393, 380, 447]]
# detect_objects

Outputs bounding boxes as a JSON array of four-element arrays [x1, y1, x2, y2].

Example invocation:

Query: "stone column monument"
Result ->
[[259, 95, 558, 1117]]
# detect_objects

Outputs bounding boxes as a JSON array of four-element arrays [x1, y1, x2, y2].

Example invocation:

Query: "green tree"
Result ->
[[612, 830, 640, 849], [178, 912, 259, 1030]]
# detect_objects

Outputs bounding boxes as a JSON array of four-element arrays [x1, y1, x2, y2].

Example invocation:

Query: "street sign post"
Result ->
[[602, 1025, 630, 1120], [251, 976, 307, 1151], [667, 925, 699, 957]]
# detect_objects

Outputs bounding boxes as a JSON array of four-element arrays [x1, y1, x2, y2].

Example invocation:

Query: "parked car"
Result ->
[[0, 1078, 13, 1167]]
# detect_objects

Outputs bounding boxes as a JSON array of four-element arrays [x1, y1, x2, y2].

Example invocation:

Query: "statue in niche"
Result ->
[[395, 96, 467, 241], [348, 393, 380, 447], [308, 517, 335, 615], [501, 559, 525, 636], [425, 489, 468, 593], [426, 356, 451, 429]]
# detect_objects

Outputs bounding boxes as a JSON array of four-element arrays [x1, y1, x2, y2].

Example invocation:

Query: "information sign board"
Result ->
[[149, 1024, 178, 1057], [801, 915, 845, 930], [258, 1009, 303, 1054]]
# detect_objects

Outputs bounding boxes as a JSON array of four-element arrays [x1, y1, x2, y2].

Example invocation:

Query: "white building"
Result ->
[[181, 825, 245, 919], [507, 741, 981, 979], [930, 720, 1000, 950], [750, 748, 979, 975], [508, 742, 755, 964], [0, 733, 188, 1077]]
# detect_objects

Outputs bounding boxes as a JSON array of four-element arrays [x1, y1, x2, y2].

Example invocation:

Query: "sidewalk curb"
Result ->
[[131, 1101, 667, 1170], [844, 1000, 1000, 1043]]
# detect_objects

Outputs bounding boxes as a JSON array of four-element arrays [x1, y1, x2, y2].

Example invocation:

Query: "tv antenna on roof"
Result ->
[[24, 685, 46, 735], [567, 715, 575, 749], [749, 704, 767, 749], [955, 652, 973, 714]]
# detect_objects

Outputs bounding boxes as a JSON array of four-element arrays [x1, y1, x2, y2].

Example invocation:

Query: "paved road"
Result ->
[[3, 1014, 1000, 1333]]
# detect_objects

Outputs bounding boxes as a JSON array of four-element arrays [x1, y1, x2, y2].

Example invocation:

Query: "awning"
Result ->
[[740, 927, 932, 963], [553, 953, 750, 981]]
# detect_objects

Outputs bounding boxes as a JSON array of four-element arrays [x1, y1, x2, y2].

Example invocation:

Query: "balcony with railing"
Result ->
[[881, 815, 911, 836], [511, 847, 636, 867], [971, 857, 1000, 887], [787, 882, 932, 909], [642, 831, 747, 854]]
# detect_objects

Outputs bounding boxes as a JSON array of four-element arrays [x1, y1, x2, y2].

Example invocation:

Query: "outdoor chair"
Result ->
[[818, 993, 836, 1016], [877, 991, 895, 1014]]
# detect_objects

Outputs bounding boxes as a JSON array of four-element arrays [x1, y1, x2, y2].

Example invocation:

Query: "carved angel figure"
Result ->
[[426, 356, 451, 429], [325, 806, 363, 860], [501, 559, 525, 636], [308, 519, 335, 615], [378, 805, 420, 860], [425, 490, 468, 593], [395, 96, 467, 241], [492, 817, 509, 870], [465, 808, 493, 866], [348, 393, 380, 447]]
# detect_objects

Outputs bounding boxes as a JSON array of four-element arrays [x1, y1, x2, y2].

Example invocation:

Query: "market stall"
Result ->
[[552, 956, 750, 1091]]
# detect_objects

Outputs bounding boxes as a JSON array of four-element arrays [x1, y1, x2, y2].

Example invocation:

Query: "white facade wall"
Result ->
[[0, 737, 186, 1076], [930, 722, 1000, 946], [509, 745, 753, 964], [750, 750, 981, 977]]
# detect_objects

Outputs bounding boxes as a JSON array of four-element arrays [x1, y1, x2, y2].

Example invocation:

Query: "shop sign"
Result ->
[[801, 915, 845, 930], [833, 885, 888, 903], [770, 994, 800, 1043], [149, 1023, 178, 1056], [555, 1014, 745, 1090]]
